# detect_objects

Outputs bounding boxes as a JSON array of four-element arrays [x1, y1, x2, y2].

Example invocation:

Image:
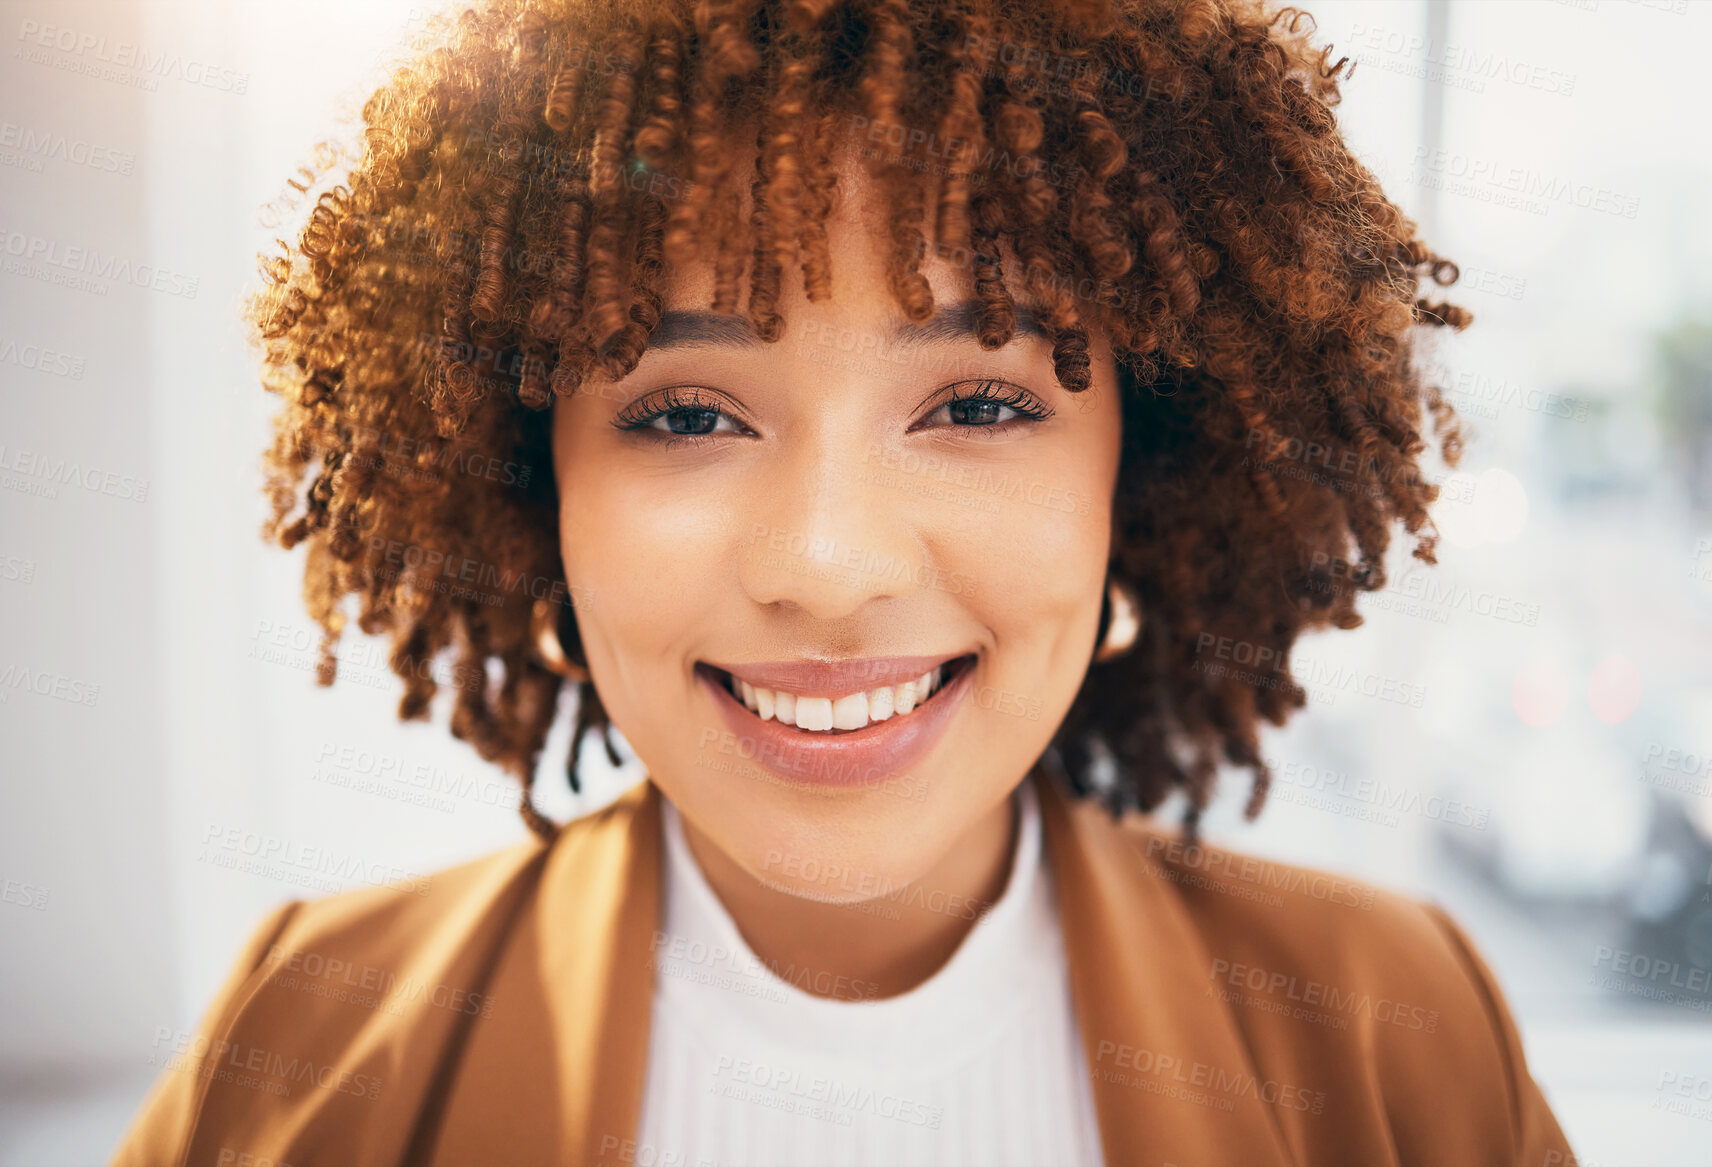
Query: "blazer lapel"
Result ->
[[427, 771, 1300, 1166], [421, 778, 662, 1167], [1033, 769, 1299, 1167]]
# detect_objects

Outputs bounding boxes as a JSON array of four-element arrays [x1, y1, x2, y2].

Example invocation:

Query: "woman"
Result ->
[[115, 0, 1576, 1163]]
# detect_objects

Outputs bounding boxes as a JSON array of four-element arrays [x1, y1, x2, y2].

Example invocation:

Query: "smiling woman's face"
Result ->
[[551, 146, 1123, 903]]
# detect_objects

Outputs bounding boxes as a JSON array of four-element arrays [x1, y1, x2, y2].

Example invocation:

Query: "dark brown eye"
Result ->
[[664, 408, 720, 435], [913, 379, 1055, 432], [948, 399, 1005, 426], [611, 387, 750, 440]]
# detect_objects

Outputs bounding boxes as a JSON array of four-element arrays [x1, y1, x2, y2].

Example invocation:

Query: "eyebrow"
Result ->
[[644, 298, 1050, 351]]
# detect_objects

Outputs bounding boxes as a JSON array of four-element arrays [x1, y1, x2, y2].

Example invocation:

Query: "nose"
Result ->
[[737, 434, 928, 620]]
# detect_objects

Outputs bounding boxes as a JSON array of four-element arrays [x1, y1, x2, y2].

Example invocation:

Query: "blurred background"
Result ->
[[3, 0, 1710, 1162]]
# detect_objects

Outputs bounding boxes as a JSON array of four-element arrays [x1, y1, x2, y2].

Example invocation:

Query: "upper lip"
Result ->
[[703, 653, 973, 699]]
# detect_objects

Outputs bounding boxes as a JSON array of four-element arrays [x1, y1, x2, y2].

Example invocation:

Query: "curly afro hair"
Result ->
[[251, 0, 1470, 843]]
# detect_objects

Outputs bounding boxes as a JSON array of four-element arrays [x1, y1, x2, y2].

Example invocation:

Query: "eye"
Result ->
[[611, 386, 754, 443], [653, 407, 736, 436], [911, 379, 1055, 433]]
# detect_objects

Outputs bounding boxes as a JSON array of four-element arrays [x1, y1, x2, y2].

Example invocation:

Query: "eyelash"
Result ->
[[610, 379, 1055, 446], [611, 386, 750, 442], [911, 379, 1056, 434]]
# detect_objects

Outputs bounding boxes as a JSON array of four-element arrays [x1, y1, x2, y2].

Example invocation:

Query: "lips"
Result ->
[[707, 654, 967, 698], [694, 653, 977, 790]]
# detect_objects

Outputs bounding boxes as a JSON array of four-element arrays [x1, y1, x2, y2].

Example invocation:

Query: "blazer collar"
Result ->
[[427, 772, 1296, 1166], [1032, 770, 1298, 1166], [421, 779, 663, 1167]]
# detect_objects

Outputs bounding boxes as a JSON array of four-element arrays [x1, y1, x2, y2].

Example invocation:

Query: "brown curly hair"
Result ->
[[251, 0, 1470, 843]]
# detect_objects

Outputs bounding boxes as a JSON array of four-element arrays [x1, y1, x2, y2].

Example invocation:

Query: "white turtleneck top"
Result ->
[[633, 779, 1106, 1167]]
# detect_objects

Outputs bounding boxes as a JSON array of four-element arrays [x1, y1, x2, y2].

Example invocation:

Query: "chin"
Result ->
[[663, 750, 991, 907]]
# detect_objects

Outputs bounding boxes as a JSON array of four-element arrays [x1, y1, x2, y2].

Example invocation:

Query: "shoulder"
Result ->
[[262, 777, 653, 967], [270, 834, 543, 959], [1060, 790, 1490, 1000], [1054, 792, 1573, 1163], [111, 784, 655, 1167], [1120, 816, 1449, 980]]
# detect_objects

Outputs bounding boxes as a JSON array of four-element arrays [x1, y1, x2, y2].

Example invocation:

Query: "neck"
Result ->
[[680, 788, 1020, 1000]]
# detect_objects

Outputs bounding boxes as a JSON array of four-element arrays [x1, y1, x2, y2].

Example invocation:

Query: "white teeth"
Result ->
[[795, 696, 834, 732], [869, 685, 894, 721], [831, 691, 869, 730], [895, 680, 918, 714], [726, 663, 957, 734]]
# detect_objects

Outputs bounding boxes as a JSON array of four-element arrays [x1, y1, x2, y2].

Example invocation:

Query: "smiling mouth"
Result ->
[[697, 654, 978, 736]]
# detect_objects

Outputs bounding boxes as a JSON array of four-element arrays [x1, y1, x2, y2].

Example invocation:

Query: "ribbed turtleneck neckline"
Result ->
[[653, 779, 1055, 1075]]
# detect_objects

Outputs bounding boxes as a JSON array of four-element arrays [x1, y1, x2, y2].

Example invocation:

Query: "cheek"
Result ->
[[551, 423, 740, 719], [559, 463, 731, 588], [925, 462, 1113, 737], [937, 447, 1114, 628], [554, 408, 738, 593]]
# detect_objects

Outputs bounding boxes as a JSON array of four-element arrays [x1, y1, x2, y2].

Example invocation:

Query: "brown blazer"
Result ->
[[113, 771, 1575, 1166]]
